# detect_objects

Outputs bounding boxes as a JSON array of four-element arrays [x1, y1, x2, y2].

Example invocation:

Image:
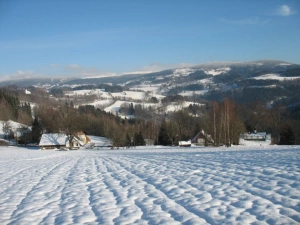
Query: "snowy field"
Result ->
[[0, 146, 299, 225], [253, 74, 300, 81]]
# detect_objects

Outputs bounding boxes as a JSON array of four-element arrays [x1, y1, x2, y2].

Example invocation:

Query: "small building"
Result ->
[[239, 131, 271, 146], [39, 132, 90, 150], [178, 140, 191, 147], [191, 130, 214, 146]]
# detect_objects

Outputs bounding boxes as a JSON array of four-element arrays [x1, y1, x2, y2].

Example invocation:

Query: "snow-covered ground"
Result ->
[[84, 99, 113, 109], [111, 91, 145, 101], [165, 102, 204, 113], [64, 89, 110, 98], [103, 100, 134, 115], [178, 90, 209, 97], [104, 100, 158, 116], [130, 85, 160, 93], [204, 67, 231, 76], [253, 74, 300, 81], [0, 145, 299, 224]]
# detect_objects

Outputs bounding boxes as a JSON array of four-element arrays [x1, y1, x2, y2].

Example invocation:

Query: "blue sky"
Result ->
[[0, 0, 299, 80]]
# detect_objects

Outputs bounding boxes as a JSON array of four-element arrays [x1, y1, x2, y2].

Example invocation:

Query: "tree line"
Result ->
[[1, 88, 300, 147]]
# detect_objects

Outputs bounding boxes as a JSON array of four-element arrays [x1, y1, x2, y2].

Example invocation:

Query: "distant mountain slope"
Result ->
[[1, 60, 299, 107]]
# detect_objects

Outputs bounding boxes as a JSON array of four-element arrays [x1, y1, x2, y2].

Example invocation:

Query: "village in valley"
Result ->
[[0, 83, 280, 150]]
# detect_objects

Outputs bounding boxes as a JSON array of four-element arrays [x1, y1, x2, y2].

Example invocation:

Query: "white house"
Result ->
[[39, 133, 89, 150], [239, 131, 271, 146], [178, 140, 191, 147]]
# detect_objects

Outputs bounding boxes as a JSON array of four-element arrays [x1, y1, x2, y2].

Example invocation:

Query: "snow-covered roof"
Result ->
[[240, 132, 268, 140], [179, 140, 191, 146], [39, 133, 88, 147], [39, 133, 68, 146]]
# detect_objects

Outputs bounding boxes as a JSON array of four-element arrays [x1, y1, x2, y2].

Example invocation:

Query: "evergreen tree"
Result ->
[[70, 101, 74, 109], [129, 103, 134, 115], [133, 131, 146, 146], [31, 117, 43, 143], [279, 124, 295, 145], [157, 121, 172, 146], [125, 133, 133, 147]]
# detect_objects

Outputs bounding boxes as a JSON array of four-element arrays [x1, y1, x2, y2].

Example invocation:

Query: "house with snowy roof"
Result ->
[[191, 130, 214, 146], [178, 140, 191, 147], [39, 132, 90, 150], [239, 131, 271, 146]]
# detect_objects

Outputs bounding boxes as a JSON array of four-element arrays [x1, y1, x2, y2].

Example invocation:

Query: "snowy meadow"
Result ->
[[0, 146, 299, 225]]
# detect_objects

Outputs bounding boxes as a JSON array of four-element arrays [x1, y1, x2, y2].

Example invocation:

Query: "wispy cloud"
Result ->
[[1, 62, 196, 82], [221, 17, 270, 25], [124, 62, 195, 75], [0, 70, 46, 82], [275, 5, 295, 16], [66, 64, 81, 69], [0, 64, 118, 82], [63, 64, 117, 78]]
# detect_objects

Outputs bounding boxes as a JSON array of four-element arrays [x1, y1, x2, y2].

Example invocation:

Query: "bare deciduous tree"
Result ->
[[2, 121, 11, 139]]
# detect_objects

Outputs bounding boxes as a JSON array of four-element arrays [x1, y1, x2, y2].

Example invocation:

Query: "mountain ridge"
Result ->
[[1, 59, 299, 87]]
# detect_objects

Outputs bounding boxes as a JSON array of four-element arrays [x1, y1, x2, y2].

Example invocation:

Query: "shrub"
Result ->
[[0, 140, 9, 146]]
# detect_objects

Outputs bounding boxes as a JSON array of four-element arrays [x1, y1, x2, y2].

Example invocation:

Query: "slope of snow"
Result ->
[[84, 99, 113, 109], [104, 100, 127, 114], [0, 120, 31, 140], [172, 68, 195, 77], [0, 146, 299, 224], [64, 89, 111, 98], [111, 91, 145, 101], [204, 67, 231, 76], [253, 74, 300, 80], [130, 85, 160, 92], [178, 90, 209, 96], [89, 135, 112, 147], [165, 102, 204, 112], [104, 101, 157, 114]]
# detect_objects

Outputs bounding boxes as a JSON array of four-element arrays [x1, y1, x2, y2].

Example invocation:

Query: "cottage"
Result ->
[[191, 130, 214, 146], [178, 140, 191, 147], [239, 131, 271, 146], [39, 132, 90, 150]]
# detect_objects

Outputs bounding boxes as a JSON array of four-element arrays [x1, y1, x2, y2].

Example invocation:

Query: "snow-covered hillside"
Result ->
[[252, 73, 300, 80], [0, 146, 299, 224], [111, 91, 145, 101], [1, 59, 299, 114], [0, 120, 30, 141]]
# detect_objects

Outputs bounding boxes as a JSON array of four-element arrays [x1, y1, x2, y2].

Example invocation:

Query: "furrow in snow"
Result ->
[[53, 157, 98, 224], [5, 157, 74, 225], [108, 157, 209, 224]]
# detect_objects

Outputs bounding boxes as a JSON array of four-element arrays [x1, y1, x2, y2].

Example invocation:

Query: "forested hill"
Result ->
[[1, 60, 300, 146]]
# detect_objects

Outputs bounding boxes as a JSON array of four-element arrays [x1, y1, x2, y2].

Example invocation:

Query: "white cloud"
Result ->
[[275, 5, 295, 16]]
